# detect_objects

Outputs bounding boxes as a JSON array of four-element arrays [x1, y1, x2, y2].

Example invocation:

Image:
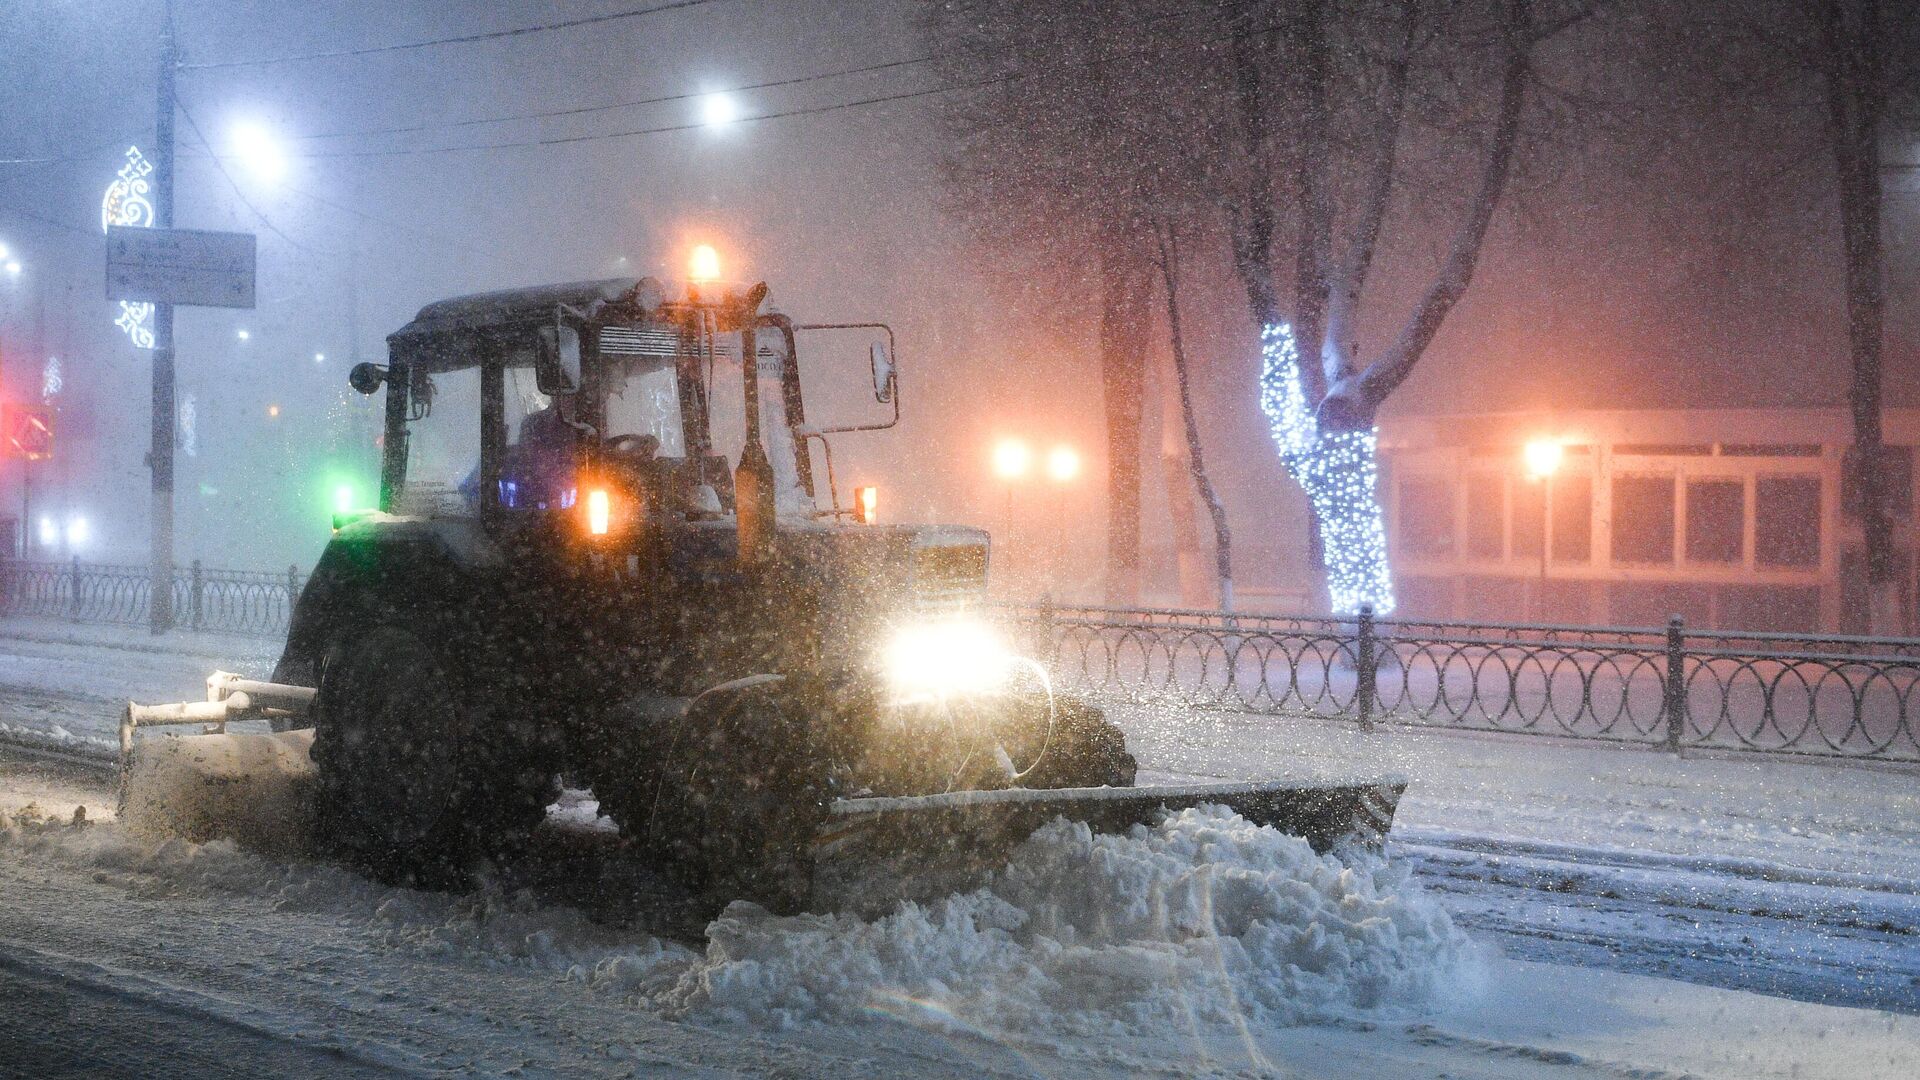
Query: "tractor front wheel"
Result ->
[[311, 625, 551, 886]]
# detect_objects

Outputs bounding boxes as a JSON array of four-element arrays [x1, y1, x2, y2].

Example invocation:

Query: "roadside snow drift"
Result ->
[[657, 805, 1475, 1034], [4, 792, 1471, 1040]]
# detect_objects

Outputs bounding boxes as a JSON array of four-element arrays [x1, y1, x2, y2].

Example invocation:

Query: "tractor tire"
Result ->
[[1014, 694, 1137, 790], [641, 680, 831, 914], [310, 625, 553, 887]]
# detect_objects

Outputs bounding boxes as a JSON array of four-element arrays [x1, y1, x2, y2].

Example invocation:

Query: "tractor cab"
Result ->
[[354, 273, 898, 558]]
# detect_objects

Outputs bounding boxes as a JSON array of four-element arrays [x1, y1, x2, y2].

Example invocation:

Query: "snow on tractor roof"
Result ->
[[388, 277, 651, 344]]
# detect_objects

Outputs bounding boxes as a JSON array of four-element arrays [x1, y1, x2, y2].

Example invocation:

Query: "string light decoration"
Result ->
[[1258, 323, 1396, 615], [101, 147, 156, 350]]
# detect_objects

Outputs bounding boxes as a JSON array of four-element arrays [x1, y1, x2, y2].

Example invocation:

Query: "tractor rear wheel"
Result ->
[[311, 625, 552, 886]]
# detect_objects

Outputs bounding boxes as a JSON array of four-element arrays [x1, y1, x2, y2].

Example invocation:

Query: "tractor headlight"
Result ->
[[881, 618, 1012, 701]]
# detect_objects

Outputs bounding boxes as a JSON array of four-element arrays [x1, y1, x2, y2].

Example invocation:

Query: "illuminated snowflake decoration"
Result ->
[[103, 146, 157, 351], [41, 356, 62, 401], [179, 393, 197, 458], [1259, 323, 1395, 616]]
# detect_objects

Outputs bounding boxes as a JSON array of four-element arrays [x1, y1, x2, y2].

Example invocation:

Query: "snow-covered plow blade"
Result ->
[[810, 777, 1406, 910], [119, 673, 318, 853]]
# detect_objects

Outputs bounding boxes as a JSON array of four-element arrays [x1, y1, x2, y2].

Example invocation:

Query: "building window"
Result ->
[[1612, 475, 1676, 564], [1513, 478, 1544, 560], [1465, 472, 1504, 559], [1685, 479, 1744, 564], [1397, 476, 1456, 558], [1755, 474, 1821, 568], [1552, 473, 1592, 564]]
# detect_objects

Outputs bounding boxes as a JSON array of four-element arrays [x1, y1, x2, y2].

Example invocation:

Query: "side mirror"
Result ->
[[347, 362, 387, 395], [536, 320, 583, 395], [869, 341, 896, 404]]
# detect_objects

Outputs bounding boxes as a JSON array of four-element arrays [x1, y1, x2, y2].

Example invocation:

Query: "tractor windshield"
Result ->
[[599, 322, 810, 514]]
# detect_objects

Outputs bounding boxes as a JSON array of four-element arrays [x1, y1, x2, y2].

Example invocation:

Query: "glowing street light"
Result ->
[[992, 438, 1032, 480], [0, 240, 10, 261], [4, 260, 20, 278], [267, 404, 281, 418], [314, 352, 326, 363], [700, 92, 738, 128], [236, 328, 251, 341], [231, 121, 287, 182], [1046, 445, 1081, 483]]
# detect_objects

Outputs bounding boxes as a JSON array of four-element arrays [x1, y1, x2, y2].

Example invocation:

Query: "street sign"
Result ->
[[106, 225, 255, 309]]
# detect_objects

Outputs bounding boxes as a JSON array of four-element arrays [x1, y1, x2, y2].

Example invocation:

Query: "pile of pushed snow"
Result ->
[[657, 804, 1476, 1034], [0, 803, 690, 986]]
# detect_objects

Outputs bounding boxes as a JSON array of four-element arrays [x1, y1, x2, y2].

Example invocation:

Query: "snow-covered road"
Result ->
[[3, 616, 1918, 1076]]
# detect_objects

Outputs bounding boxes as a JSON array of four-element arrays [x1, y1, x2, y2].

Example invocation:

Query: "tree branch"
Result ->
[[1321, 0, 1415, 387], [1334, 0, 1533, 423]]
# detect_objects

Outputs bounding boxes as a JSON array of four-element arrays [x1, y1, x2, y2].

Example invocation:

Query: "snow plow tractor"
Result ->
[[124, 270, 1406, 910]]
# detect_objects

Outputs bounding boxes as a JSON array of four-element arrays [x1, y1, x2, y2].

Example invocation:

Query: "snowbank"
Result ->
[[657, 805, 1477, 1035], [1, 794, 1469, 1041]]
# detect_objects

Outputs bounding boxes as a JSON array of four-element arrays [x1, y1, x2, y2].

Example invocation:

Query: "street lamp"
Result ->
[[1523, 438, 1563, 621], [231, 121, 287, 182], [700, 92, 739, 128], [1046, 445, 1080, 483]]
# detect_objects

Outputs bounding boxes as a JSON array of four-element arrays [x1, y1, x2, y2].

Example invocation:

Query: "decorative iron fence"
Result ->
[[1002, 603, 1920, 761], [0, 559, 305, 637]]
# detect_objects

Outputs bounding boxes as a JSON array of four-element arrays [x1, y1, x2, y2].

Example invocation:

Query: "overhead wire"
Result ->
[[287, 53, 936, 143], [237, 1, 1251, 161], [178, 0, 735, 70]]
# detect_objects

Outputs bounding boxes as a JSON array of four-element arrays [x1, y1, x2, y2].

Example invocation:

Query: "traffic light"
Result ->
[[2, 403, 53, 460]]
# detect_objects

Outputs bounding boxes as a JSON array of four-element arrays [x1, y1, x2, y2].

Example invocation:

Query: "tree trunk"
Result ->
[[1099, 230, 1151, 607], [1821, 0, 1900, 633], [1159, 376, 1210, 608], [1153, 221, 1235, 610]]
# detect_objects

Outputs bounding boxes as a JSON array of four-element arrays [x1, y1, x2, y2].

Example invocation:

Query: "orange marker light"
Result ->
[[689, 244, 721, 283], [856, 485, 878, 525], [586, 488, 611, 535]]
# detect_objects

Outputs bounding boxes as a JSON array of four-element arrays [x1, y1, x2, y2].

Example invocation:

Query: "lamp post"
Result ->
[[1523, 439, 1564, 621], [992, 438, 1031, 580]]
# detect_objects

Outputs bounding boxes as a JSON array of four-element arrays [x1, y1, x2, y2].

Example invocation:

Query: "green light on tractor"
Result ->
[[329, 480, 374, 532]]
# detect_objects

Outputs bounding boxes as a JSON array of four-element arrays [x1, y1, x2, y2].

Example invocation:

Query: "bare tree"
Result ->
[[1656, 0, 1920, 632], [928, 1, 1223, 604], [1210, 0, 1553, 611], [1152, 219, 1235, 609]]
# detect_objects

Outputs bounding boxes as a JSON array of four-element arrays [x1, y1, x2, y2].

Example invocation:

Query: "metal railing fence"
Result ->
[[0, 559, 304, 636], [6, 559, 1916, 760], [1002, 602, 1920, 761]]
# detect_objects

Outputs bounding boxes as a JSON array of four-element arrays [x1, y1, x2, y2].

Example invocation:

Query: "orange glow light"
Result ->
[[1523, 439, 1564, 479], [689, 244, 721, 283], [992, 439, 1031, 480], [266, 404, 280, 418], [1046, 445, 1080, 482], [586, 488, 611, 535], [856, 485, 878, 524]]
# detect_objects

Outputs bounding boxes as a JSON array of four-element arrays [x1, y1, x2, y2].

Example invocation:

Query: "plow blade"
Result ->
[[810, 777, 1407, 912]]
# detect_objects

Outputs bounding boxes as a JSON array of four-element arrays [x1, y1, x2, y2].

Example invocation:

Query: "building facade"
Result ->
[[1379, 409, 1918, 634]]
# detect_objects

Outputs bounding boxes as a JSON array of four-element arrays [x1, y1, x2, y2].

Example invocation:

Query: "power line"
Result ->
[[267, 0, 1258, 161], [290, 54, 933, 143], [179, 0, 734, 71], [285, 74, 1009, 160]]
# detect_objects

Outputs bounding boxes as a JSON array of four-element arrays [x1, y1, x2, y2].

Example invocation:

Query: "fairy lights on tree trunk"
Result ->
[[1259, 324, 1395, 615]]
